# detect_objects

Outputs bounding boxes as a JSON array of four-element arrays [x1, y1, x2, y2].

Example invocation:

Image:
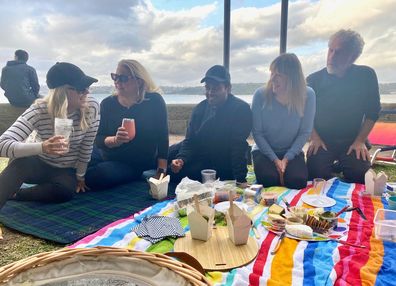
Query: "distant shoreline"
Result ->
[[3, 82, 396, 97], [1, 93, 396, 105]]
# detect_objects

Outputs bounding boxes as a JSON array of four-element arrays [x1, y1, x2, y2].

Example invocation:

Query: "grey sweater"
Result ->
[[251, 87, 316, 161]]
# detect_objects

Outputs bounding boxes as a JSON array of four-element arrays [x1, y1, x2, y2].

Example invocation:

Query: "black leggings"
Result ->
[[252, 150, 308, 189], [0, 156, 76, 209]]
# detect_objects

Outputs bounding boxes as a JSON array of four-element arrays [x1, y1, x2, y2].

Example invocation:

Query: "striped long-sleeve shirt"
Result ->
[[0, 96, 100, 178]]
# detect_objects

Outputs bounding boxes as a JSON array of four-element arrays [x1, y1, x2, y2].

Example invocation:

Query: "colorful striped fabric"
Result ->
[[70, 179, 396, 286]]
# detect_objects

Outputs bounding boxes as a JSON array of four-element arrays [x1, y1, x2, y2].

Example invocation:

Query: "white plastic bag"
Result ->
[[175, 177, 215, 209]]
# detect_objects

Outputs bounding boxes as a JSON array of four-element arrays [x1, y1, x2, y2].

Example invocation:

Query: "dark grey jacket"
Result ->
[[1, 60, 40, 107], [177, 94, 252, 182]]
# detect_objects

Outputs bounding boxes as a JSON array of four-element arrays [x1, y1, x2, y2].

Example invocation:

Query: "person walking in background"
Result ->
[[168, 65, 252, 186], [307, 29, 381, 183], [251, 53, 315, 189], [0, 62, 100, 209], [85, 59, 168, 190], [1, 49, 40, 107]]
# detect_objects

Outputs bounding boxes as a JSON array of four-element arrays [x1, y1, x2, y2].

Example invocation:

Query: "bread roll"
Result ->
[[285, 224, 313, 238]]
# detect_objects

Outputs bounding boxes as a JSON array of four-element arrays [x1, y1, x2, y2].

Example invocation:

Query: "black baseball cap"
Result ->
[[200, 65, 231, 83], [46, 62, 98, 90]]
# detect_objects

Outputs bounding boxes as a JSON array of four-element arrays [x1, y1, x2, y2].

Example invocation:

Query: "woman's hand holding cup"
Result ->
[[111, 118, 136, 147], [42, 135, 69, 155], [115, 126, 132, 145]]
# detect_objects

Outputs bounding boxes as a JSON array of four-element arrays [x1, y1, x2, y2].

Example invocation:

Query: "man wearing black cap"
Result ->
[[169, 65, 252, 185]]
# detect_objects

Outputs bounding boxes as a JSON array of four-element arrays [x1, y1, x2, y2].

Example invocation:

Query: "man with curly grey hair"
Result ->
[[306, 29, 381, 183]]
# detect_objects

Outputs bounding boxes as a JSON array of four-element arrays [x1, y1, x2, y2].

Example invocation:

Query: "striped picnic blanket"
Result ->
[[70, 179, 396, 285]]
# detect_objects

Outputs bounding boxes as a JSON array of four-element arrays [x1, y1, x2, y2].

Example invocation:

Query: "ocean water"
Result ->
[[0, 93, 395, 105]]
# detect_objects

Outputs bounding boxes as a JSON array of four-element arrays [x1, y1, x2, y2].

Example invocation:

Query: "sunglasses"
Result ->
[[68, 87, 88, 94], [111, 73, 135, 83]]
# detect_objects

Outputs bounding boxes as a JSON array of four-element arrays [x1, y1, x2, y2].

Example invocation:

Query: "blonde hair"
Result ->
[[115, 59, 161, 103], [265, 53, 307, 117], [36, 85, 90, 130]]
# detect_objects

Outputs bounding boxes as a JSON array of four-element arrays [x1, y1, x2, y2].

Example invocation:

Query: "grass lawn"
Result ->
[[1, 158, 396, 267]]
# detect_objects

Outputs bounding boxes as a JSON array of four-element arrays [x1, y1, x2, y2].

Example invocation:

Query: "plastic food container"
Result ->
[[260, 192, 278, 206], [374, 209, 396, 241], [319, 211, 338, 229]]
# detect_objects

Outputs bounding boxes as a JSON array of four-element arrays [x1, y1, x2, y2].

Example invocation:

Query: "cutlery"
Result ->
[[271, 231, 286, 255], [355, 207, 367, 220], [345, 207, 367, 220], [252, 226, 261, 239], [314, 232, 366, 248], [335, 205, 350, 217], [282, 197, 291, 211]]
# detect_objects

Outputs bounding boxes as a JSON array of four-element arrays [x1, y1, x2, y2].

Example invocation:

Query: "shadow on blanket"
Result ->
[[0, 181, 176, 244]]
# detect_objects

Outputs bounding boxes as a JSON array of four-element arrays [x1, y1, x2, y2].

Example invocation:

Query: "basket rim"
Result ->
[[0, 246, 212, 286]]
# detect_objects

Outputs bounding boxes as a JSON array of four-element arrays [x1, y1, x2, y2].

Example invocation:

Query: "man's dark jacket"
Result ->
[[1, 60, 40, 107], [177, 94, 252, 182]]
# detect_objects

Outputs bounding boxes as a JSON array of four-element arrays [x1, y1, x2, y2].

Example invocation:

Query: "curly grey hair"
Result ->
[[329, 29, 365, 62]]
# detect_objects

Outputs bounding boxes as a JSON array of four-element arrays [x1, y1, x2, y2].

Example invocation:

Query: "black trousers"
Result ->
[[0, 156, 76, 210], [168, 142, 250, 183], [307, 143, 370, 184], [167, 142, 211, 183], [252, 150, 308, 189]]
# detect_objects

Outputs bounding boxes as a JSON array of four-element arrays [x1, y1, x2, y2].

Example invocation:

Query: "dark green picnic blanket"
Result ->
[[0, 181, 176, 244]]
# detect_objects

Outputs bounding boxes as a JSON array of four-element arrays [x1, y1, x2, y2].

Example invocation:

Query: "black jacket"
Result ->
[[177, 94, 252, 182], [1, 60, 40, 107]]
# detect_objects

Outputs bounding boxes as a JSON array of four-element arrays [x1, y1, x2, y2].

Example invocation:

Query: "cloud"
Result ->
[[0, 0, 395, 89], [229, 0, 396, 83]]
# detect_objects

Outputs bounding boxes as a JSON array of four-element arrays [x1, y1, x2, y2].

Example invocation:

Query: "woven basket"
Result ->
[[0, 246, 212, 286]]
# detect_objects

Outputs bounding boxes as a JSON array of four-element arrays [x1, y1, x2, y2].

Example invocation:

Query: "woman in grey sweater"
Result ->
[[251, 53, 315, 189]]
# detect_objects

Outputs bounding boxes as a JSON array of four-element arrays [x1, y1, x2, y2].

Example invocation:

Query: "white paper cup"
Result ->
[[201, 169, 216, 183]]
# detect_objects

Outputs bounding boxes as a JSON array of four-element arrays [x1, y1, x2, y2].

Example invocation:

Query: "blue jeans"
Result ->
[[85, 147, 144, 190]]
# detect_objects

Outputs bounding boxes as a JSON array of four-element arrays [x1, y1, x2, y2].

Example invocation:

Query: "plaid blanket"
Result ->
[[0, 181, 176, 243], [70, 179, 396, 286]]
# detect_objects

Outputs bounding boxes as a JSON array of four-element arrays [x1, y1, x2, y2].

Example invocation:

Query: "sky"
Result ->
[[0, 0, 395, 88]]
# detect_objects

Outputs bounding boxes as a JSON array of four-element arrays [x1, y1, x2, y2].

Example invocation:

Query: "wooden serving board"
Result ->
[[174, 226, 258, 271]]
